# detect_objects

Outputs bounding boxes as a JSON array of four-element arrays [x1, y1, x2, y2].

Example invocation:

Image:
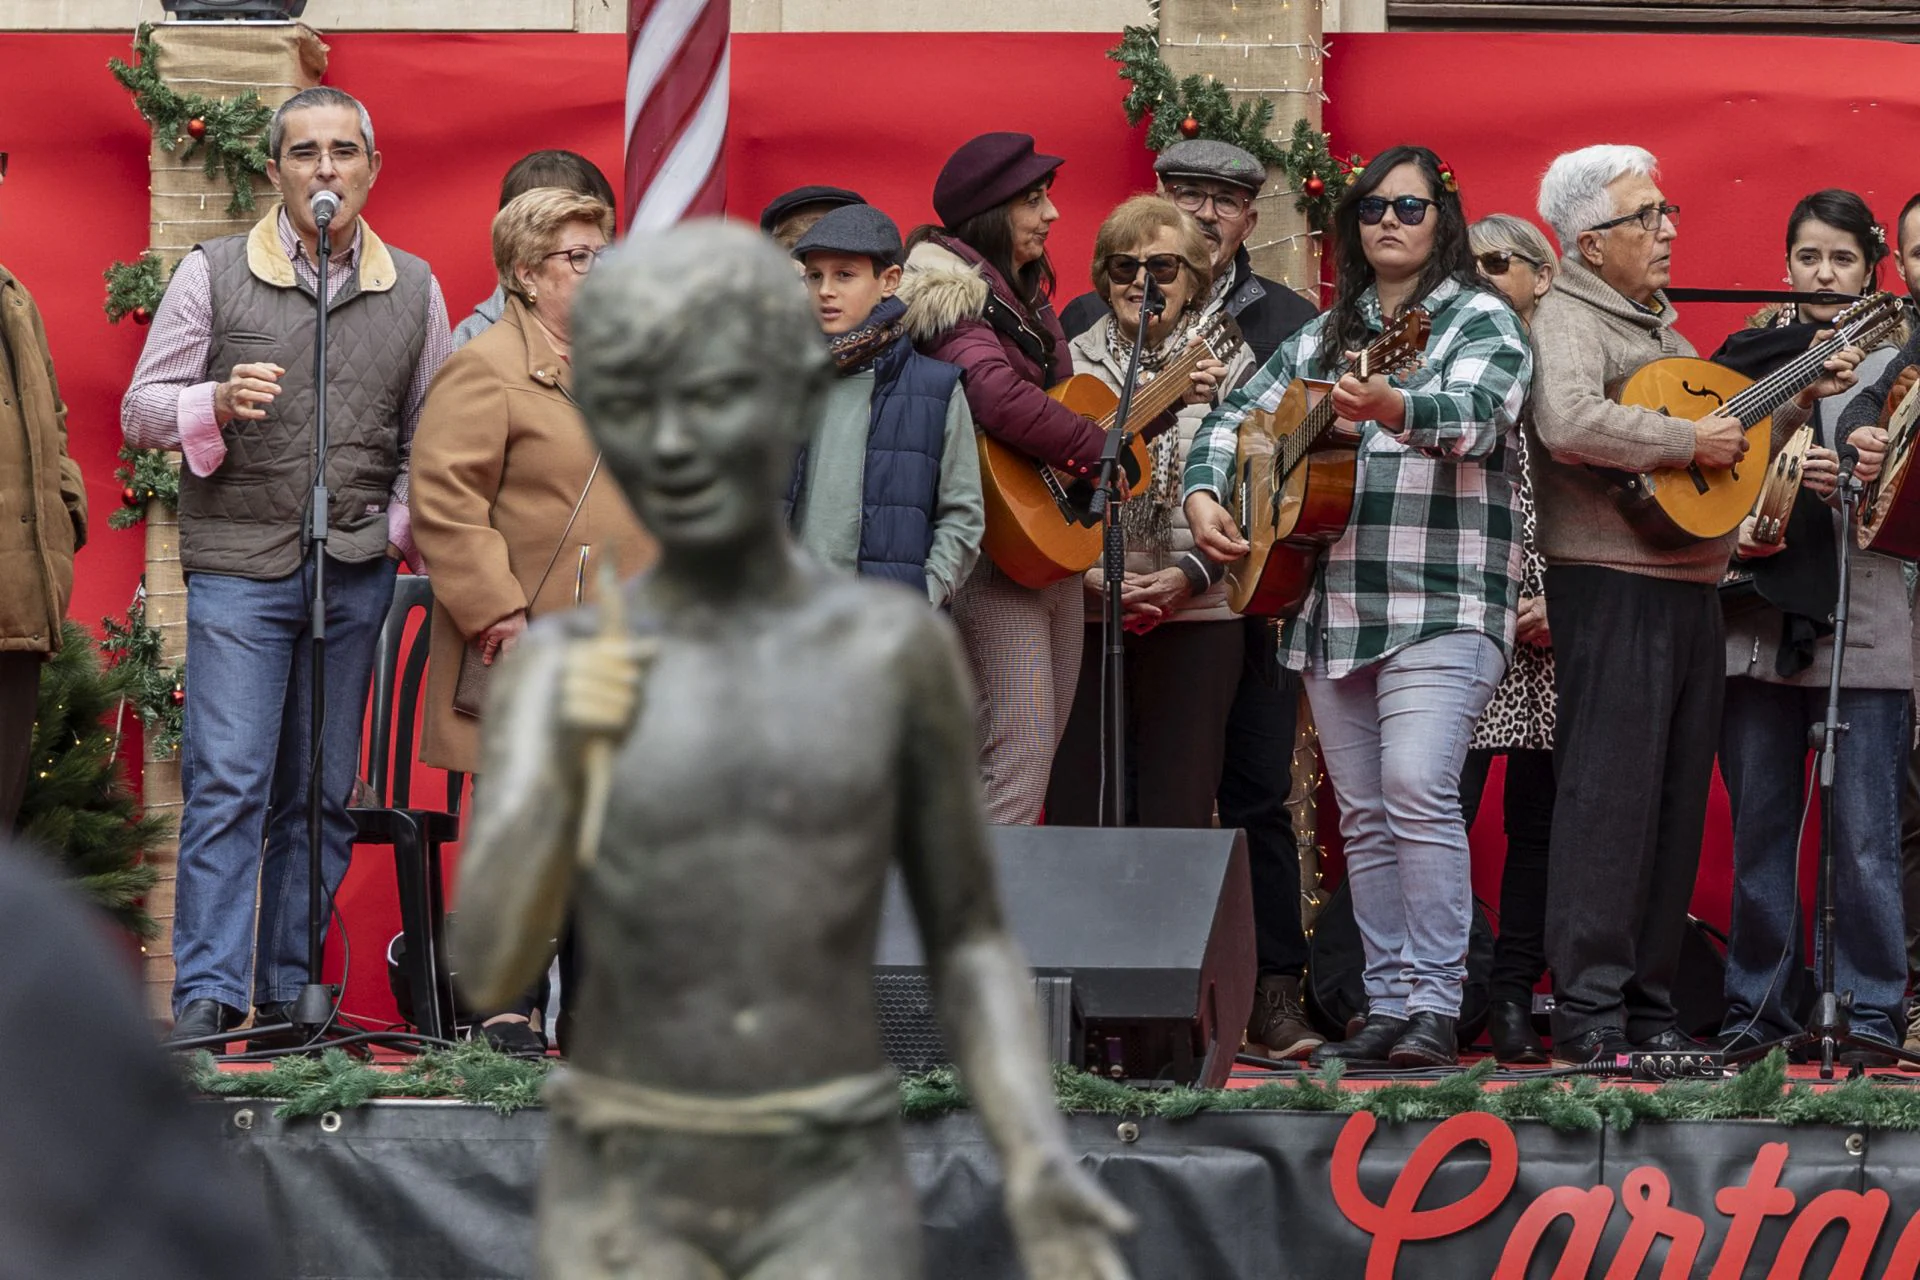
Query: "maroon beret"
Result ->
[[932, 132, 1064, 229]]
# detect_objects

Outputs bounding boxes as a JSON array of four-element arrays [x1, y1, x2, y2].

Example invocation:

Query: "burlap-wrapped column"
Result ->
[[137, 22, 326, 1019], [1158, 0, 1325, 302]]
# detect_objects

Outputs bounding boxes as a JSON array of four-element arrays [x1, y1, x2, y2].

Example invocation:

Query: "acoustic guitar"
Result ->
[[977, 310, 1242, 590], [1602, 292, 1903, 547], [1857, 371, 1920, 558], [1225, 310, 1432, 617]]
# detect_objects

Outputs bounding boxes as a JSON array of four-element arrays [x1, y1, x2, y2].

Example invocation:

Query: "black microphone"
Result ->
[[311, 190, 342, 229], [1141, 274, 1167, 318], [1837, 439, 1861, 488]]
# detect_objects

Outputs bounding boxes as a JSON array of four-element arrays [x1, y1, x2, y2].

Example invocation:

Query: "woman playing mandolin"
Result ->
[[1045, 195, 1241, 828], [1184, 145, 1535, 1070], [1709, 189, 1911, 1065], [900, 134, 1219, 824]]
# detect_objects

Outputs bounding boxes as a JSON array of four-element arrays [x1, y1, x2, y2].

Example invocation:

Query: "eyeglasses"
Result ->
[[1103, 253, 1185, 287], [1586, 203, 1679, 234], [1356, 195, 1437, 227], [280, 142, 367, 169], [1476, 250, 1543, 276], [543, 247, 606, 276], [1167, 183, 1252, 220]]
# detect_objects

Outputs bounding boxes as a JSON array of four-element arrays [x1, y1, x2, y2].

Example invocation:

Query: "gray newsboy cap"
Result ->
[[1155, 139, 1268, 194], [791, 203, 905, 267]]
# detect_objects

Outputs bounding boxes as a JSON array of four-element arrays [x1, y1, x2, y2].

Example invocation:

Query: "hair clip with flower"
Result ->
[[1437, 161, 1459, 195]]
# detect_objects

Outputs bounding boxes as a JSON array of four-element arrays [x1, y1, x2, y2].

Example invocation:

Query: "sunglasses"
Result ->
[[1356, 195, 1438, 227], [1103, 253, 1185, 287], [1476, 250, 1543, 276]]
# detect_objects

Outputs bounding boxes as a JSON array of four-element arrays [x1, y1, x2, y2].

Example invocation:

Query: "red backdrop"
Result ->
[[6, 28, 1912, 1019]]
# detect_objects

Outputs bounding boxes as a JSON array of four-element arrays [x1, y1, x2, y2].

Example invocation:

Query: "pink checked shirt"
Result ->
[[120, 208, 454, 564]]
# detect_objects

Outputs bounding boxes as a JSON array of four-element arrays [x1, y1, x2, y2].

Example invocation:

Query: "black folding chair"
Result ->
[[348, 573, 461, 1043]]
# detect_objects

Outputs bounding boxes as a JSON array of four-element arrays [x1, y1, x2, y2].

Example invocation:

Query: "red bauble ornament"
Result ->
[[1305, 175, 1326, 198], [169, 686, 185, 708], [187, 118, 207, 140], [121, 486, 139, 507], [1179, 116, 1200, 139], [131, 306, 152, 326]]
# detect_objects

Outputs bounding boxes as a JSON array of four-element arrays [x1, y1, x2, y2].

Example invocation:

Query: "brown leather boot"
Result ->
[[1246, 974, 1325, 1060]]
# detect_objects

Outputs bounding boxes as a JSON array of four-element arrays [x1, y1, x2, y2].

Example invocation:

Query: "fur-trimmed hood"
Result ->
[[898, 240, 991, 343]]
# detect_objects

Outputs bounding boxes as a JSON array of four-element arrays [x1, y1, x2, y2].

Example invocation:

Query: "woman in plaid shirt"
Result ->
[[1183, 146, 1534, 1070]]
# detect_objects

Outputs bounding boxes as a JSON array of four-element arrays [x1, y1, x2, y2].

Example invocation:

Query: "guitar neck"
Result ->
[[1105, 336, 1217, 435], [1726, 314, 1888, 427]]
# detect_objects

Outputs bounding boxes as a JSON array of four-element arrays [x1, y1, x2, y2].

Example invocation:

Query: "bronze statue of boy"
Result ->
[[452, 220, 1133, 1280]]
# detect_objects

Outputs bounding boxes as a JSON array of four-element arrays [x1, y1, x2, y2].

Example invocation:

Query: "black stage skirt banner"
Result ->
[[209, 1100, 1920, 1278]]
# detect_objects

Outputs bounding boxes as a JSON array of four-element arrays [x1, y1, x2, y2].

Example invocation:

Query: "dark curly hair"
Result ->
[[1319, 145, 1482, 376]]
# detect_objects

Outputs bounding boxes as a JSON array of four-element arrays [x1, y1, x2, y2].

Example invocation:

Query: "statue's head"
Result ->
[[573, 219, 830, 553]]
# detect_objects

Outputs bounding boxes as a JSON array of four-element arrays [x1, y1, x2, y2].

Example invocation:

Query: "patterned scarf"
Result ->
[[828, 296, 907, 375], [1100, 309, 1197, 556]]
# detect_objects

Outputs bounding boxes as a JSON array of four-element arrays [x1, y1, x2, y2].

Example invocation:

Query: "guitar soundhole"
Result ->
[[1679, 379, 1725, 408]]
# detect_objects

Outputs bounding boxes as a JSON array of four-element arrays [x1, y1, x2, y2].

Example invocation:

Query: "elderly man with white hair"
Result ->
[[1527, 144, 1859, 1065]]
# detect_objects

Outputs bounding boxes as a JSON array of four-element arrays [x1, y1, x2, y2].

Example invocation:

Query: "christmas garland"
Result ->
[[109, 23, 272, 219], [183, 1046, 1920, 1135], [100, 592, 186, 759], [1110, 24, 1359, 232], [104, 252, 172, 327], [110, 444, 179, 532]]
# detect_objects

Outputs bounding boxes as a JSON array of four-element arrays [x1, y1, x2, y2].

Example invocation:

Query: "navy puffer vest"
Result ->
[[791, 301, 959, 596]]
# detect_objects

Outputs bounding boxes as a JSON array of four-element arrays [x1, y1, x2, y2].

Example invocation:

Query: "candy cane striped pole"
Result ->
[[625, 0, 730, 234]]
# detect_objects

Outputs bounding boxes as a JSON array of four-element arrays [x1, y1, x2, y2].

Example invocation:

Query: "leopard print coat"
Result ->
[[1471, 426, 1555, 751]]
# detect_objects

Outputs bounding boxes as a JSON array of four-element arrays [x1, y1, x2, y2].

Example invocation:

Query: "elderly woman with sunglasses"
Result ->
[[410, 187, 656, 1053], [1045, 195, 1239, 828], [1185, 146, 1535, 1071]]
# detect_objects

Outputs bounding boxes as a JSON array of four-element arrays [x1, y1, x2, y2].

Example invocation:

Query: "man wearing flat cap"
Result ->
[[761, 184, 867, 251], [1062, 137, 1325, 1064], [790, 203, 982, 606]]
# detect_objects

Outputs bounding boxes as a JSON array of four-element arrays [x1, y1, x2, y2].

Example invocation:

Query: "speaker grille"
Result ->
[[874, 970, 1079, 1072]]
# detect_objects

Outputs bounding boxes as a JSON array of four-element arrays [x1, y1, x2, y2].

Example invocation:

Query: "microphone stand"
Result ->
[[1090, 277, 1163, 828], [1728, 442, 1920, 1078]]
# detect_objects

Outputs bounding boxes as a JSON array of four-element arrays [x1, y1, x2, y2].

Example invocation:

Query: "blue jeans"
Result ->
[[1720, 677, 1909, 1045], [172, 556, 396, 1016], [1305, 631, 1504, 1018]]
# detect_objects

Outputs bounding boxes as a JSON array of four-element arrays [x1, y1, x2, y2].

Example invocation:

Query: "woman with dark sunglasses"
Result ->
[[1708, 189, 1911, 1066], [1184, 145, 1535, 1070], [1046, 195, 1240, 830], [1458, 212, 1560, 1064]]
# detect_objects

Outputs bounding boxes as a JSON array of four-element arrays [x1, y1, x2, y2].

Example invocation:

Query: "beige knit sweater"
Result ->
[[1527, 256, 1731, 583]]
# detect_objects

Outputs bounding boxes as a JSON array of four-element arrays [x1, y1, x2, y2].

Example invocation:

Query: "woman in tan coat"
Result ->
[[411, 188, 653, 1052], [413, 187, 654, 778]]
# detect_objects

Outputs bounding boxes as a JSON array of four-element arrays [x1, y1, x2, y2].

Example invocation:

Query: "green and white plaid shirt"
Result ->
[[1184, 277, 1534, 677]]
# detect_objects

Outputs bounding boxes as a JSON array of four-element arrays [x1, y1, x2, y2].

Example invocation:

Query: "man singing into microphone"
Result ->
[[122, 87, 453, 1046]]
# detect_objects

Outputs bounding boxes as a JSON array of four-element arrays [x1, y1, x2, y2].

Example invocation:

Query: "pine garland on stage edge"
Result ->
[[19, 620, 167, 940], [1110, 24, 1358, 232]]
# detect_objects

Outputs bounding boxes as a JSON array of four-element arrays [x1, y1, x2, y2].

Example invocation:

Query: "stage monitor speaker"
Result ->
[[875, 825, 1255, 1088]]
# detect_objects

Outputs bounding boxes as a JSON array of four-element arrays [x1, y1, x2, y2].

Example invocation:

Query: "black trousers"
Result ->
[[1220, 618, 1311, 980], [1462, 746, 1554, 1006], [1047, 618, 1243, 829], [0, 653, 38, 834], [1543, 566, 1724, 1043], [1901, 735, 1920, 989]]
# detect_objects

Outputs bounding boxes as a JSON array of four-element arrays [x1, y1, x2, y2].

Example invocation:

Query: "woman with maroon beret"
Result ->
[[900, 132, 1217, 822]]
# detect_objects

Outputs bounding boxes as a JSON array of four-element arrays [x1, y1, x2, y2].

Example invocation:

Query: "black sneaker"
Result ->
[[1554, 1025, 1630, 1066]]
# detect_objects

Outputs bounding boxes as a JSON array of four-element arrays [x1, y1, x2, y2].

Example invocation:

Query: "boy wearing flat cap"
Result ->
[[790, 204, 983, 606]]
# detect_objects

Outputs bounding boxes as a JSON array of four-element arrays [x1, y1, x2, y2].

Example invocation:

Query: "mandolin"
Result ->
[[1857, 372, 1920, 558], [1603, 292, 1903, 547], [1226, 310, 1431, 617], [977, 310, 1242, 590]]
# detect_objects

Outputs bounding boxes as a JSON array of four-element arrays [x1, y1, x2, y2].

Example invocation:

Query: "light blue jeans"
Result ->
[[172, 556, 396, 1016], [1305, 631, 1505, 1018]]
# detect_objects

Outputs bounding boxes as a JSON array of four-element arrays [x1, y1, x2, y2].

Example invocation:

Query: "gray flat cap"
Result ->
[[791, 203, 904, 266], [1155, 139, 1268, 194]]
